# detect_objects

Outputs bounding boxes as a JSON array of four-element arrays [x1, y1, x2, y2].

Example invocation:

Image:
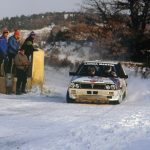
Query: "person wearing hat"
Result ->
[[0, 28, 9, 75], [14, 49, 30, 94], [7, 30, 21, 73], [21, 31, 36, 60]]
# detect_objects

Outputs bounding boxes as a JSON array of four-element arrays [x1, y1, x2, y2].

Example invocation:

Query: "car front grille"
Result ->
[[94, 84, 106, 89], [80, 84, 92, 89], [80, 83, 105, 89]]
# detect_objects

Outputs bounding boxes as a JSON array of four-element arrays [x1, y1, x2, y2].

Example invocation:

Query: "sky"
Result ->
[[0, 0, 83, 19]]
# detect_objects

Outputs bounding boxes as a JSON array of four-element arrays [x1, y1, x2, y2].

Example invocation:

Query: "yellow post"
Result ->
[[31, 49, 44, 93]]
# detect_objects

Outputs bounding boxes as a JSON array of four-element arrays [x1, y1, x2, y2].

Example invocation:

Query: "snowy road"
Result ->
[[0, 67, 150, 150]]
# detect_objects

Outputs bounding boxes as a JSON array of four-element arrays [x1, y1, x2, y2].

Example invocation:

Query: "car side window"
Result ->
[[115, 63, 126, 78]]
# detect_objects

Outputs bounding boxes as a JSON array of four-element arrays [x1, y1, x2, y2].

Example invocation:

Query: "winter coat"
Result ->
[[0, 36, 8, 57], [8, 35, 20, 55], [14, 52, 30, 70], [21, 36, 35, 59]]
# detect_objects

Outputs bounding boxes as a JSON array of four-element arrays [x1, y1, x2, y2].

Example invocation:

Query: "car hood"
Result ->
[[71, 76, 119, 85]]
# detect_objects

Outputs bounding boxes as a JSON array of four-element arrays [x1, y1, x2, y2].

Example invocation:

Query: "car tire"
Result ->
[[114, 94, 123, 104], [66, 91, 75, 103], [123, 91, 126, 100], [109, 95, 123, 105]]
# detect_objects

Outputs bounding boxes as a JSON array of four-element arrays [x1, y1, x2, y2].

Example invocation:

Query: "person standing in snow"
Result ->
[[14, 49, 30, 95], [21, 31, 36, 60], [7, 30, 21, 73], [141, 66, 146, 79], [0, 28, 9, 75]]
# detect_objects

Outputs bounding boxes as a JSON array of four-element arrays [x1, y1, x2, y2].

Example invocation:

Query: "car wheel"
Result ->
[[123, 91, 126, 100], [117, 95, 123, 104], [114, 94, 123, 104], [66, 91, 75, 103]]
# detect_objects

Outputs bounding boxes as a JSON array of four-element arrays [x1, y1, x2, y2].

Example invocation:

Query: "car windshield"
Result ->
[[77, 65, 117, 77]]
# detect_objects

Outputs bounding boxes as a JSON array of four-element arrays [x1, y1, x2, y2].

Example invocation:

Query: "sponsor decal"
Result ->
[[84, 62, 114, 66], [90, 80, 97, 83]]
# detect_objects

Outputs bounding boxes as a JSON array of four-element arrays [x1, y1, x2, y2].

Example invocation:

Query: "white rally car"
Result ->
[[66, 61, 128, 104]]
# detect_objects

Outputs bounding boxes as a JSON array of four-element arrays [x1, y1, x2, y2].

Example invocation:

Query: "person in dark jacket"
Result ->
[[21, 31, 36, 60], [7, 30, 21, 73], [14, 49, 30, 95], [0, 28, 9, 75]]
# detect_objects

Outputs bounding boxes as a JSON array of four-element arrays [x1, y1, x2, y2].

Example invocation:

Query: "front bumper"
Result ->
[[68, 88, 122, 103]]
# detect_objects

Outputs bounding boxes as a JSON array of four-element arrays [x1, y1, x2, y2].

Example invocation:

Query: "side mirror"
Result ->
[[69, 72, 76, 76]]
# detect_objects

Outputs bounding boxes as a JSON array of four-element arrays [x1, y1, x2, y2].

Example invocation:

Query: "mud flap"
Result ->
[[31, 49, 44, 93]]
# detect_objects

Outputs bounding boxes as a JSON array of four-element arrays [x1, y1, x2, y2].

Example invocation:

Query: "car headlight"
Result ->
[[70, 83, 75, 88], [105, 84, 118, 90], [105, 85, 111, 90], [75, 84, 80, 89], [110, 84, 116, 90], [69, 83, 80, 88]]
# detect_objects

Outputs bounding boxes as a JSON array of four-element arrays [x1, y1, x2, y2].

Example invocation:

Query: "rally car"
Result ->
[[66, 61, 128, 104]]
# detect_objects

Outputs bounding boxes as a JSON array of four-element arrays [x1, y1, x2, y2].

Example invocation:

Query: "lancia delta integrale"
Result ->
[[66, 61, 128, 104]]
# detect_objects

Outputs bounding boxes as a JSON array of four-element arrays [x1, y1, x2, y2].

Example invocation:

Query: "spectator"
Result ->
[[14, 49, 30, 95], [8, 30, 21, 73], [0, 28, 9, 75], [21, 31, 36, 60], [141, 66, 146, 79], [134, 65, 139, 77], [145, 67, 150, 79]]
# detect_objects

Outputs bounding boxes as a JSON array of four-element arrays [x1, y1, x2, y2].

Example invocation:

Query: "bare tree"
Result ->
[[82, 0, 150, 61], [83, 0, 149, 32]]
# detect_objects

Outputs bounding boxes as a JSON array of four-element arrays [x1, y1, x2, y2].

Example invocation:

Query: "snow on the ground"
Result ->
[[0, 66, 150, 150]]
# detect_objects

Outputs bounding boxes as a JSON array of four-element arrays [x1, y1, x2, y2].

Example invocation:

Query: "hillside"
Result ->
[[0, 11, 149, 64], [0, 12, 85, 31]]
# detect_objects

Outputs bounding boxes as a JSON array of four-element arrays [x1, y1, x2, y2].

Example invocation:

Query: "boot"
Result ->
[[21, 87, 27, 94], [21, 83, 27, 94], [16, 89, 21, 95]]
